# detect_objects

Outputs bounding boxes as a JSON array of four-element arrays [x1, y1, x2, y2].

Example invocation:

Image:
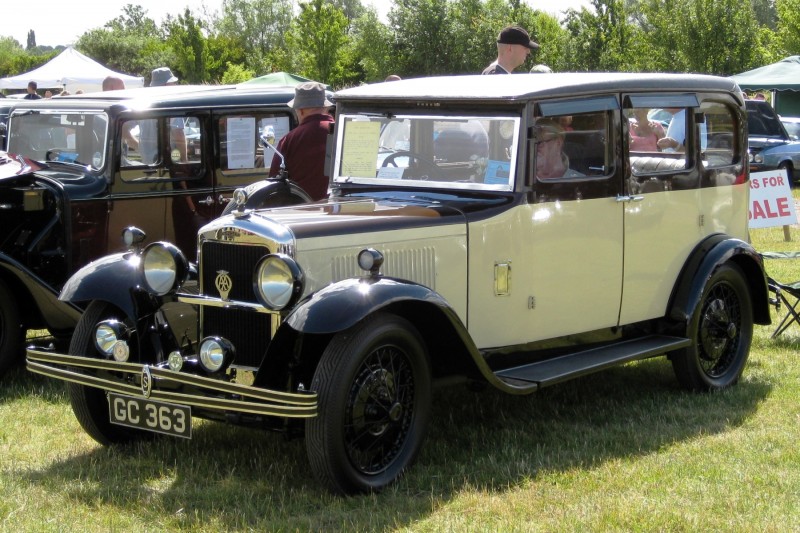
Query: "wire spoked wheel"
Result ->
[[672, 263, 753, 391], [306, 313, 431, 494]]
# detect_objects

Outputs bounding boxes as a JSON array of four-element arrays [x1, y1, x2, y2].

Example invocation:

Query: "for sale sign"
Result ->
[[749, 169, 798, 229]]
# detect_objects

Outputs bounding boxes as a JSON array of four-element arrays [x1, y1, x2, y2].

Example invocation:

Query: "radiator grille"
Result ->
[[202, 307, 270, 368], [201, 241, 270, 303]]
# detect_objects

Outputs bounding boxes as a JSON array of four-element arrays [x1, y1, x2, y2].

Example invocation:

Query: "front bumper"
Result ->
[[26, 348, 318, 418]]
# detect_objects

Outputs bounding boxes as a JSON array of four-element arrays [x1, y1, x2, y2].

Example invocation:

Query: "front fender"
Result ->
[[59, 251, 156, 321], [285, 276, 456, 335], [669, 234, 770, 326], [0, 252, 82, 332]]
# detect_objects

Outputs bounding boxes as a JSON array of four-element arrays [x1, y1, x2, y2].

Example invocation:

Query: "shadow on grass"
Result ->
[[0, 364, 67, 404], [16, 358, 770, 530]]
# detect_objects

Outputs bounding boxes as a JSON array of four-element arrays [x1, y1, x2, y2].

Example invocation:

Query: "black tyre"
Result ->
[[779, 161, 795, 183], [671, 263, 753, 391], [0, 279, 24, 378], [306, 313, 431, 494], [67, 301, 148, 445]]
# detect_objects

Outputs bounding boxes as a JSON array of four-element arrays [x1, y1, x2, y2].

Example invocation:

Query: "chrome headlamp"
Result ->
[[254, 254, 303, 310], [140, 242, 189, 296], [199, 336, 234, 373], [94, 320, 131, 362]]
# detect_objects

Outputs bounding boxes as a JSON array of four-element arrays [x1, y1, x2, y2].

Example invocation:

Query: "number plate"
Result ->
[[108, 393, 192, 439]]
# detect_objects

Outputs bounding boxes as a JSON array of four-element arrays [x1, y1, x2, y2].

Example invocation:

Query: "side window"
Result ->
[[701, 101, 736, 168], [626, 107, 689, 179], [217, 113, 292, 183], [121, 116, 202, 174], [534, 112, 609, 180]]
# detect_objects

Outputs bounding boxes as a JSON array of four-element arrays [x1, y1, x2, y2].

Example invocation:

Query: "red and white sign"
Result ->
[[749, 169, 798, 229]]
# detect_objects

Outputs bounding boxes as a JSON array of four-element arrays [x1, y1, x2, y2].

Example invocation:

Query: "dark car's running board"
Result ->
[[494, 335, 691, 388]]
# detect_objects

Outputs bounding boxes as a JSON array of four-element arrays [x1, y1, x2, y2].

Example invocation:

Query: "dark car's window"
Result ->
[[747, 102, 786, 138], [8, 110, 107, 169], [121, 116, 202, 176], [217, 113, 292, 183]]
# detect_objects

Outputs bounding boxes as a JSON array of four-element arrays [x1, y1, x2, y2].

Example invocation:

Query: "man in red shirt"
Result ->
[[269, 82, 334, 201]]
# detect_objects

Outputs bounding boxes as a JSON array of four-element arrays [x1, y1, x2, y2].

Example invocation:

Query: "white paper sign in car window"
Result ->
[[226, 116, 256, 169], [341, 120, 381, 178]]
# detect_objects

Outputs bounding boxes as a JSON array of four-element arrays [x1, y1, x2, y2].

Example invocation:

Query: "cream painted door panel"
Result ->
[[468, 198, 624, 349], [620, 188, 702, 325]]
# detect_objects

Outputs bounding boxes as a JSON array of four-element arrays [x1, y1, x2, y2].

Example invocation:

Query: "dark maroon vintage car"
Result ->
[[0, 84, 313, 376]]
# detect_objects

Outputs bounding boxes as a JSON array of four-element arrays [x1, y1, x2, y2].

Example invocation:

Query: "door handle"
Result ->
[[616, 195, 645, 203], [197, 195, 214, 206]]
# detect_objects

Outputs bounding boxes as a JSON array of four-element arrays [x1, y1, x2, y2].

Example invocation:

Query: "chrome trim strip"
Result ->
[[176, 293, 277, 314], [27, 349, 317, 418]]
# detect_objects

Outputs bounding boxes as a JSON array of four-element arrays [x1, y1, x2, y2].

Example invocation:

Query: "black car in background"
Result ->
[[0, 84, 312, 376]]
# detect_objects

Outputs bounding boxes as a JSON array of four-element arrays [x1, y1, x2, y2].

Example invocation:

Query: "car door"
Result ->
[[468, 97, 625, 349], [619, 93, 705, 324], [115, 112, 211, 260]]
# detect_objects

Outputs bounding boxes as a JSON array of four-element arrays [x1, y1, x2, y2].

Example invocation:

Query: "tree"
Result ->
[[776, 0, 800, 55], [214, 0, 294, 75], [348, 7, 394, 82], [563, 0, 632, 71], [287, 0, 351, 86], [26, 30, 36, 51], [165, 8, 213, 84], [388, 0, 454, 76]]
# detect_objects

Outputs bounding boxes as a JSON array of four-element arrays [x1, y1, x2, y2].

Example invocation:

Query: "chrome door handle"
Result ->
[[197, 196, 214, 206], [616, 195, 645, 203]]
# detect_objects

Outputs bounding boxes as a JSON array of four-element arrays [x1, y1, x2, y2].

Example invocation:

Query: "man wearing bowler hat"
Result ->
[[482, 25, 539, 74], [269, 81, 334, 201]]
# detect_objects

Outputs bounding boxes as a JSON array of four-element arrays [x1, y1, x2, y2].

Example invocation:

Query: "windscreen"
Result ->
[[334, 113, 519, 191], [7, 110, 108, 169]]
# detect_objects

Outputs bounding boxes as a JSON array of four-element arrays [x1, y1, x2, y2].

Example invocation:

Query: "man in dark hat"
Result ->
[[269, 81, 334, 201], [482, 25, 539, 74]]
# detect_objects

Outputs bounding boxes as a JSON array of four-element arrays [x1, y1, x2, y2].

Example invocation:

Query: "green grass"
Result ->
[[3, 226, 800, 531]]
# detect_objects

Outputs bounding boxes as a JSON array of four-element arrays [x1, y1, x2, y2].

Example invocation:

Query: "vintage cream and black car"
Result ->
[[0, 85, 311, 376], [27, 73, 770, 495]]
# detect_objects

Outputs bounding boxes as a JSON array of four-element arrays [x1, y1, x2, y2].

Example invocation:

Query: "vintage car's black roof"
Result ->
[[335, 73, 743, 104], [7, 84, 298, 114]]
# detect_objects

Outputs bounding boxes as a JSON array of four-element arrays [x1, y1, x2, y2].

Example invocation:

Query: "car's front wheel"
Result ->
[[306, 313, 431, 494], [671, 263, 753, 391], [67, 301, 151, 445], [0, 279, 24, 378]]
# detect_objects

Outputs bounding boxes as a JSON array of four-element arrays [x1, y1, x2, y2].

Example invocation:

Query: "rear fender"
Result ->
[[669, 235, 770, 326]]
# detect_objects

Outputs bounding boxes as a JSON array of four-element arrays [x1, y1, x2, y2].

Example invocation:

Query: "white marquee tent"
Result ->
[[0, 47, 144, 94]]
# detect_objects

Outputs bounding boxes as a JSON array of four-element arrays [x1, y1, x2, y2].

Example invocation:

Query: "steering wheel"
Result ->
[[381, 150, 443, 180]]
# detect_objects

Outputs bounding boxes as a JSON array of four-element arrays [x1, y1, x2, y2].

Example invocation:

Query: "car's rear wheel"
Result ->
[[67, 301, 151, 445], [306, 313, 431, 494], [0, 279, 24, 378], [671, 263, 752, 391], [779, 161, 795, 183]]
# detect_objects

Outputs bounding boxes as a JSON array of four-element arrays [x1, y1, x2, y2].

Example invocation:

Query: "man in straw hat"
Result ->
[[269, 81, 334, 200]]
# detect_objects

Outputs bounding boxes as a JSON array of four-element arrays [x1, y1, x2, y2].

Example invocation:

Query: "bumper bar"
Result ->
[[26, 348, 317, 418]]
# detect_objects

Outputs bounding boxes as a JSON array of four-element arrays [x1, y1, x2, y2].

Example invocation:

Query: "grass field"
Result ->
[[2, 226, 800, 531]]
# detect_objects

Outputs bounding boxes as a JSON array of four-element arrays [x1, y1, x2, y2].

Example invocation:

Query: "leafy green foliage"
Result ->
[[0, 0, 794, 89]]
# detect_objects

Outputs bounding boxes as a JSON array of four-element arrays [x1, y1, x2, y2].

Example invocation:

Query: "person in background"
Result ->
[[269, 82, 334, 201], [102, 76, 125, 91], [629, 108, 665, 151], [138, 67, 186, 163], [482, 25, 539, 74], [385, 74, 401, 82], [24, 81, 42, 99], [530, 64, 552, 73], [44, 90, 53, 98]]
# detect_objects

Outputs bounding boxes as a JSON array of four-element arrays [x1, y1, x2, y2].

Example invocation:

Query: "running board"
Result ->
[[494, 335, 691, 388]]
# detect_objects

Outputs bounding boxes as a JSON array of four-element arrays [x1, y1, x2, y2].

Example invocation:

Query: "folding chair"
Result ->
[[761, 251, 800, 338]]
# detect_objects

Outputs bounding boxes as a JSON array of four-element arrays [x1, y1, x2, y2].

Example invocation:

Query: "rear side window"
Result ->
[[121, 116, 203, 176], [218, 113, 292, 180], [701, 101, 737, 168]]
